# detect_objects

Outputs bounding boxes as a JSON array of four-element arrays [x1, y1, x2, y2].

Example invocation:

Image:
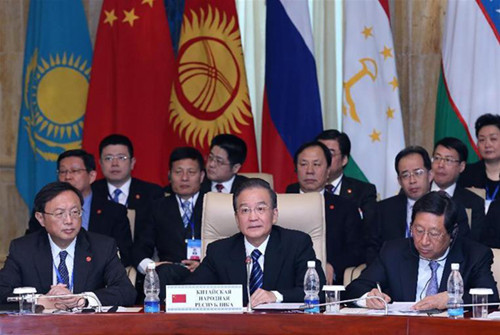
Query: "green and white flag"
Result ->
[[434, 0, 500, 162], [342, 0, 405, 199]]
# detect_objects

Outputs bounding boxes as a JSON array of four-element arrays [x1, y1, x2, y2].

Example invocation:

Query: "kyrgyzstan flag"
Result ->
[[167, 0, 258, 172], [83, 0, 175, 185]]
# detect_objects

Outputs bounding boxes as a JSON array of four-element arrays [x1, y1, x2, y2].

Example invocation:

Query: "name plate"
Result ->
[[165, 284, 243, 313]]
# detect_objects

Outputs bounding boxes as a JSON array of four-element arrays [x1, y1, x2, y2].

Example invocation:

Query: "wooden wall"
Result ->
[[0, 0, 447, 265]]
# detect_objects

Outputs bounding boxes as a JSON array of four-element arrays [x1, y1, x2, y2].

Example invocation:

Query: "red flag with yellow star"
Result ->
[[167, 0, 258, 172], [83, 0, 175, 185]]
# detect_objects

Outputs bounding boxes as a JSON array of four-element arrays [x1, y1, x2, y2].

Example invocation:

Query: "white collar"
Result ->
[[107, 178, 132, 199], [431, 181, 456, 197], [211, 175, 236, 193]]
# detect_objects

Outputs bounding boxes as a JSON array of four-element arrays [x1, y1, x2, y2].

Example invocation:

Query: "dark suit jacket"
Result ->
[[185, 226, 326, 306], [285, 187, 365, 284], [0, 230, 136, 306], [453, 186, 486, 242], [459, 160, 500, 201], [200, 174, 249, 194], [133, 192, 205, 267], [370, 193, 471, 263], [91, 178, 164, 242], [482, 200, 500, 247], [27, 194, 133, 267], [345, 237, 499, 304]]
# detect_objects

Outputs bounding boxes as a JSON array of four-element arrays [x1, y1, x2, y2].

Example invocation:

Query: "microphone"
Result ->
[[245, 256, 253, 313], [8, 292, 103, 313], [299, 295, 389, 315]]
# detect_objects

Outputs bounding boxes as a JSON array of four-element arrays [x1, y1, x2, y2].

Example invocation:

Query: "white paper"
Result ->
[[252, 302, 304, 310]]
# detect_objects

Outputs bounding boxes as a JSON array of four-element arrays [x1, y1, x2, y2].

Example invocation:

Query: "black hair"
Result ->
[[475, 113, 500, 137], [233, 178, 277, 212], [169, 147, 205, 171], [210, 134, 247, 166], [57, 149, 96, 172], [99, 134, 134, 158], [293, 141, 332, 167], [394, 146, 431, 174], [315, 129, 351, 157], [411, 191, 458, 236], [33, 181, 84, 213], [433, 137, 468, 162]]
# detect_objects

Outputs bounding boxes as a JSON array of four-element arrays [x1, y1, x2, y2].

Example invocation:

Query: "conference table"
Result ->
[[2, 311, 500, 334]]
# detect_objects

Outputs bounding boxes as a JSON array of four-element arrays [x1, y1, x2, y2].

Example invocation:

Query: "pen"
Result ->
[[376, 282, 383, 294]]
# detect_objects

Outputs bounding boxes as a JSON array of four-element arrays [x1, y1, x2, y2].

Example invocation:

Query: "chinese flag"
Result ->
[[172, 294, 187, 303], [167, 0, 258, 172], [83, 0, 175, 185]]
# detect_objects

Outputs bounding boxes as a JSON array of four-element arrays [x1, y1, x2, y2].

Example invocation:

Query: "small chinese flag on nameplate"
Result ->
[[172, 294, 187, 303]]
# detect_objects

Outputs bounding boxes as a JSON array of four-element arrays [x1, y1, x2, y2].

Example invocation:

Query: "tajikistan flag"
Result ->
[[342, 0, 405, 200], [434, 0, 500, 162]]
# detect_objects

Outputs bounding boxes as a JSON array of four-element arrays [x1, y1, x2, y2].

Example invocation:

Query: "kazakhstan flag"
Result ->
[[16, 0, 92, 209]]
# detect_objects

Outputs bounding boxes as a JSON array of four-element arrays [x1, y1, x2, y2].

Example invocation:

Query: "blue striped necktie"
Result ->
[[249, 249, 263, 295], [182, 200, 192, 228], [58, 251, 69, 286], [112, 188, 122, 203]]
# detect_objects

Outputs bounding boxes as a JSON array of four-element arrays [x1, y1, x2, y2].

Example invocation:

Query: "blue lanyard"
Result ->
[[53, 262, 74, 292], [486, 184, 500, 201]]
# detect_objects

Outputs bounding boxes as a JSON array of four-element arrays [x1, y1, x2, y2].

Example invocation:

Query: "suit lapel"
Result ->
[[35, 233, 54, 292], [228, 235, 247, 288], [262, 228, 284, 290], [400, 242, 419, 301], [440, 239, 464, 291], [73, 231, 93, 293], [340, 177, 354, 199]]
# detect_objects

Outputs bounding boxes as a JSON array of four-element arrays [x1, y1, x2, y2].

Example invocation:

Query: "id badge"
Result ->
[[187, 239, 201, 260]]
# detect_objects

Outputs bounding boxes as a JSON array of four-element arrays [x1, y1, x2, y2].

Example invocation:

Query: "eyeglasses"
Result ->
[[431, 156, 461, 166], [237, 205, 271, 216], [399, 168, 427, 180], [411, 226, 445, 241], [207, 154, 230, 166], [57, 169, 87, 176], [102, 155, 129, 163], [43, 208, 83, 220]]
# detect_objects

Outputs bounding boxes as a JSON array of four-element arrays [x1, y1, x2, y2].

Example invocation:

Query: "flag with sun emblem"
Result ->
[[16, 0, 92, 209], [83, 0, 176, 186], [168, 0, 259, 171], [342, 0, 405, 199]]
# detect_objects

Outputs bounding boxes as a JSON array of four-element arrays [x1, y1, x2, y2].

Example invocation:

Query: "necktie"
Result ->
[[112, 188, 122, 203], [249, 249, 263, 295], [325, 184, 334, 194], [426, 261, 439, 296], [215, 184, 224, 193], [58, 251, 69, 286], [182, 200, 192, 228]]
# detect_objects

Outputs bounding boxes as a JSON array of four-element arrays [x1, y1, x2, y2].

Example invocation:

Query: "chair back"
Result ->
[[239, 173, 274, 189], [491, 248, 500, 294]]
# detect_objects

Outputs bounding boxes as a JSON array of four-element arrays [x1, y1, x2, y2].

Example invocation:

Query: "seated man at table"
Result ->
[[345, 191, 499, 310], [186, 178, 326, 307], [0, 182, 136, 308]]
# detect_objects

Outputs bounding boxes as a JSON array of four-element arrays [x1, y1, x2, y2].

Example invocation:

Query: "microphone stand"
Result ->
[[246, 257, 253, 313], [299, 296, 389, 315]]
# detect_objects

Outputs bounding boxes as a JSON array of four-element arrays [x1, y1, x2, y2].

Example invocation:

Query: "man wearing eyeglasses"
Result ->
[[26, 149, 133, 267], [201, 134, 248, 194], [186, 178, 326, 307], [0, 182, 136, 308], [370, 146, 470, 263], [431, 137, 485, 242], [345, 191, 498, 310]]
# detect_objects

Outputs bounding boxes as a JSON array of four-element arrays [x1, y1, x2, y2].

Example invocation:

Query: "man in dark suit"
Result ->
[[0, 182, 136, 308], [345, 191, 498, 310], [200, 134, 248, 193], [27, 149, 133, 267], [431, 137, 485, 241], [371, 146, 471, 263], [134, 147, 206, 299], [186, 178, 326, 307], [91, 134, 164, 243], [286, 141, 364, 285]]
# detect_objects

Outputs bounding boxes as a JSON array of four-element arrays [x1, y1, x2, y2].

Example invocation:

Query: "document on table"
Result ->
[[252, 303, 304, 310], [340, 302, 447, 317]]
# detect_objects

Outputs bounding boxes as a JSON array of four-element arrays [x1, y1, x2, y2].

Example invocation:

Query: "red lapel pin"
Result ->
[[86, 256, 92, 262], [347, 189, 352, 194], [96, 209, 102, 214], [329, 204, 335, 210], [136, 194, 141, 200]]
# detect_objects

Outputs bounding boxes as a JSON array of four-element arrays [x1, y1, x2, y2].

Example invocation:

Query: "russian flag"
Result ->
[[261, 0, 323, 192]]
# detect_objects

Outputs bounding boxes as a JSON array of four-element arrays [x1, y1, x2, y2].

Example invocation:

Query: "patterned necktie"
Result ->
[[215, 184, 224, 193], [325, 184, 334, 194], [112, 188, 122, 203], [426, 261, 439, 296], [182, 200, 192, 228], [58, 251, 69, 286], [249, 249, 263, 295]]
